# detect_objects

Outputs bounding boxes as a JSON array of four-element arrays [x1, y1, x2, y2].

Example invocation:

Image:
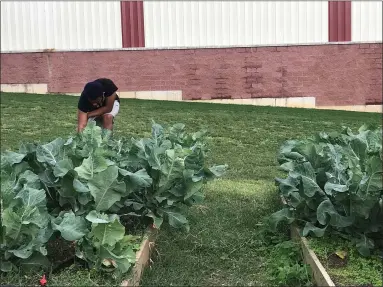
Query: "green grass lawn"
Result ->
[[1, 92, 381, 286]]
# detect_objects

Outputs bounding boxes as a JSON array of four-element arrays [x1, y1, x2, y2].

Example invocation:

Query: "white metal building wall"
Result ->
[[1, 1, 382, 52], [352, 1, 383, 42], [0, 1, 122, 52], [143, 1, 329, 48]]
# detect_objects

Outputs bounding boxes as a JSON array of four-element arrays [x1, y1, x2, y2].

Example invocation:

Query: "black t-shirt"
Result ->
[[78, 78, 120, 113]]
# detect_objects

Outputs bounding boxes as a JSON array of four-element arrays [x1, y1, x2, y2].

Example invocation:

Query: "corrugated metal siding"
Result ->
[[0, 1, 122, 52], [352, 1, 383, 42], [329, 1, 351, 42], [121, 1, 145, 47], [143, 1, 328, 48]]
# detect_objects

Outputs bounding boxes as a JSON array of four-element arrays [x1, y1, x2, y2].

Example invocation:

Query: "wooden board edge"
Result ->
[[121, 227, 158, 287], [290, 225, 336, 287], [280, 196, 336, 287]]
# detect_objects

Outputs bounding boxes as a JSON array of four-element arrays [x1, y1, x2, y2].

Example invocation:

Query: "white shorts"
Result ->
[[88, 100, 120, 122]]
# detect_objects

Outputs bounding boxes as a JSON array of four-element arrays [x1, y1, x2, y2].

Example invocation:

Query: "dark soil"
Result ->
[[327, 253, 348, 268], [46, 236, 76, 271], [120, 214, 151, 235]]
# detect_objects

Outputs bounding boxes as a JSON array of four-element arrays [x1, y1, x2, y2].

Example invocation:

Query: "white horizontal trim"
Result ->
[[188, 97, 316, 108], [0, 83, 48, 94]]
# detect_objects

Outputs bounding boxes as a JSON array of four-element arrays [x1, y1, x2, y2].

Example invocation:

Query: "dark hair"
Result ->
[[82, 81, 103, 100]]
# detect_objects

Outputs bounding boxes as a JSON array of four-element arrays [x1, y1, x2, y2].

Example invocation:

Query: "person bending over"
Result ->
[[77, 78, 120, 132]]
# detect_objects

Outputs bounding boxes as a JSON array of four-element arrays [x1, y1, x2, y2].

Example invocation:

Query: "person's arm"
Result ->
[[77, 110, 88, 133], [87, 93, 117, 118]]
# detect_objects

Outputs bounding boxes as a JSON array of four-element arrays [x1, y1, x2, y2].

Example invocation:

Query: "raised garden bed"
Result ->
[[307, 234, 382, 287], [272, 125, 383, 287], [0, 121, 226, 286], [281, 196, 335, 287], [121, 226, 157, 287], [289, 222, 383, 287]]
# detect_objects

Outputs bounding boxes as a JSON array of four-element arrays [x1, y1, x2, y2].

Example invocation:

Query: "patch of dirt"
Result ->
[[327, 253, 348, 268], [46, 236, 76, 271], [120, 214, 151, 235]]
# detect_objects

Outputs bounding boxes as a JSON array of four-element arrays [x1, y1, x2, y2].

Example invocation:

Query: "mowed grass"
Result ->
[[1, 92, 381, 286]]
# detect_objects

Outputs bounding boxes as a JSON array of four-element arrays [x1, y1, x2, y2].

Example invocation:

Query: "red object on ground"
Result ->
[[39, 274, 47, 286]]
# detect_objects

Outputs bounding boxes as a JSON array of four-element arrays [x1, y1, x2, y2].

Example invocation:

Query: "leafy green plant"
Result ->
[[269, 125, 382, 256], [1, 121, 227, 275], [267, 240, 312, 287]]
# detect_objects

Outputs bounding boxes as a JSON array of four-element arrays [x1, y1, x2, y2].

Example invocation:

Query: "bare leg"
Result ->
[[77, 110, 88, 133], [102, 114, 114, 130]]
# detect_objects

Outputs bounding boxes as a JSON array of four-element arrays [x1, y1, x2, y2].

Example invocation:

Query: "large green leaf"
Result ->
[[73, 178, 90, 193], [99, 244, 136, 273], [88, 166, 126, 211], [15, 187, 46, 210], [302, 222, 327, 237], [86, 210, 118, 224], [286, 191, 304, 208], [0, 261, 14, 272], [1, 172, 16, 208], [19, 142, 37, 155], [39, 169, 59, 188], [2, 207, 42, 240], [119, 168, 153, 190], [275, 177, 299, 196], [355, 234, 375, 257], [18, 252, 51, 272], [74, 155, 114, 180], [164, 210, 189, 231], [2, 185, 48, 242], [89, 216, 125, 247], [324, 182, 348, 196], [53, 158, 74, 178], [146, 211, 164, 228], [295, 162, 324, 198], [269, 208, 295, 231], [159, 149, 185, 188], [349, 136, 367, 169], [51, 211, 88, 241], [8, 246, 33, 259], [1, 151, 26, 167], [36, 138, 65, 166], [14, 170, 41, 191], [184, 179, 203, 200], [79, 121, 103, 148], [349, 193, 378, 219], [316, 199, 354, 228]]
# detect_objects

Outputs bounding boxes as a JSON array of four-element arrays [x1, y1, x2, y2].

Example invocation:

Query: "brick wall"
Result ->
[[1, 43, 381, 106]]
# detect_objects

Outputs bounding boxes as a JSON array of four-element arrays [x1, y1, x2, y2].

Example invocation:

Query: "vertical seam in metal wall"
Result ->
[[329, 0, 351, 42], [344, 1, 351, 41], [121, 1, 145, 48]]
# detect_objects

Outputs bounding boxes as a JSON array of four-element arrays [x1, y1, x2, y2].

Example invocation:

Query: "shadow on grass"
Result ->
[[141, 179, 310, 286]]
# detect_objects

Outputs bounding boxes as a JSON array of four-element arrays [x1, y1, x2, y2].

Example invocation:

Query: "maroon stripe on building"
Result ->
[[121, 1, 145, 48], [329, 1, 351, 42]]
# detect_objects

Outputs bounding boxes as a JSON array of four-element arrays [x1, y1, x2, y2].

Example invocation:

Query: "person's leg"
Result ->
[[102, 101, 120, 130], [87, 116, 102, 127]]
